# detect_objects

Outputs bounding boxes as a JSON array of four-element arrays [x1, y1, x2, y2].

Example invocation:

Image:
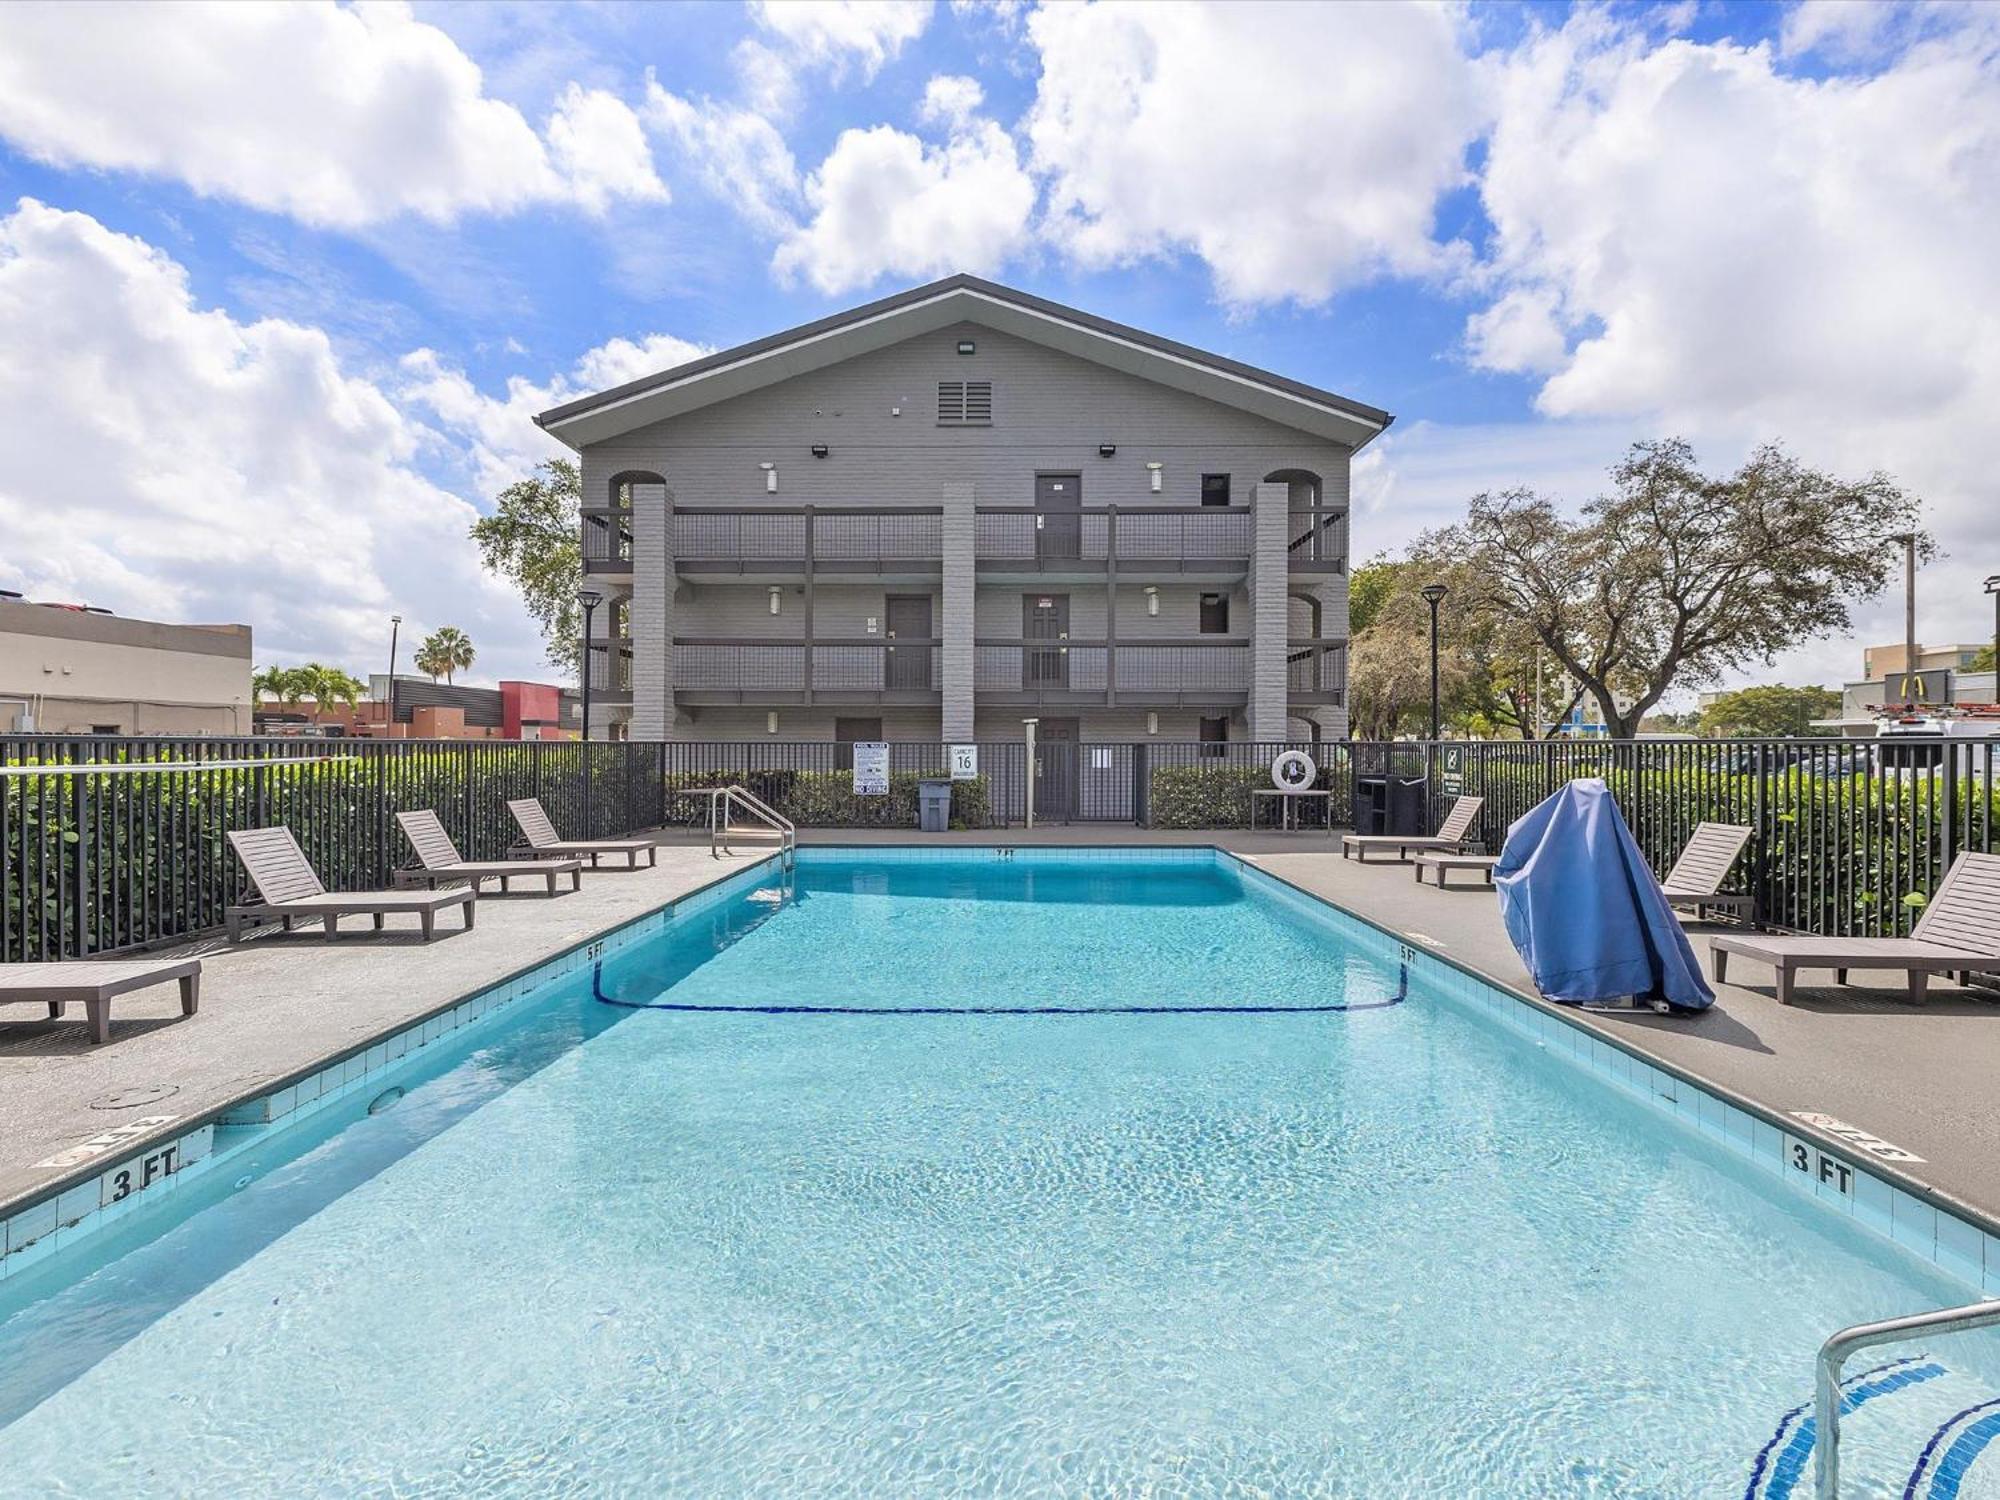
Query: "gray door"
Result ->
[[1034, 717, 1079, 822], [1035, 472, 1081, 561], [1023, 594, 1069, 691], [884, 595, 932, 690]]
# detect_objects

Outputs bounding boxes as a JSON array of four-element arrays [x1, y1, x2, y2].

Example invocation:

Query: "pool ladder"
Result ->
[[1814, 1297, 2000, 1497], [698, 785, 795, 870]]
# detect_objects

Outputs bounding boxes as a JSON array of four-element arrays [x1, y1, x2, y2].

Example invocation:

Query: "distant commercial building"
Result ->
[[254, 676, 580, 740], [1860, 642, 1987, 681], [0, 594, 252, 735]]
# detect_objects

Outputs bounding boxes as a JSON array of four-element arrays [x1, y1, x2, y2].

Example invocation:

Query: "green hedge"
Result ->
[[664, 769, 990, 830], [1147, 764, 1346, 830]]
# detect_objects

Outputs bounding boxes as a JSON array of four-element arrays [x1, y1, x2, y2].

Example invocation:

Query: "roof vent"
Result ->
[[938, 380, 992, 425]]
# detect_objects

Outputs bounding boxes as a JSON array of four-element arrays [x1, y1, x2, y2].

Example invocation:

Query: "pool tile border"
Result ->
[[0, 853, 786, 1285]]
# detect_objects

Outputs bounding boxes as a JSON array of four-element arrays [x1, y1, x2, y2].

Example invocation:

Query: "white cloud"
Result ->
[[401, 333, 710, 501], [919, 74, 985, 129], [1469, 10, 2000, 688], [545, 83, 669, 216], [0, 198, 536, 677], [645, 81, 801, 235], [1024, 1, 1484, 306], [749, 0, 934, 78], [772, 115, 1036, 294], [0, 1, 662, 228]]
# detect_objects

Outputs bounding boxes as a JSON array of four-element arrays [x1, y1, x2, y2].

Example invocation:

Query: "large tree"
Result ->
[[1435, 440, 1926, 737], [470, 458, 583, 675], [1698, 684, 1841, 738]]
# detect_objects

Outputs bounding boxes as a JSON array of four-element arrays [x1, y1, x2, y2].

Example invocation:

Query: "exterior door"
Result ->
[[1034, 717, 1079, 822], [884, 595, 932, 690], [1035, 472, 1081, 562], [1023, 594, 1070, 691]]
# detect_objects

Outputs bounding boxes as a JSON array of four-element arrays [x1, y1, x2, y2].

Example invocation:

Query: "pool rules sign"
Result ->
[[852, 742, 889, 796]]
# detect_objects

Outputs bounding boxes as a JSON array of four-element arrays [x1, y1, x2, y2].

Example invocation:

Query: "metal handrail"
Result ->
[[1814, 1298, 2000, 1497], [688, 784, 795, 867]]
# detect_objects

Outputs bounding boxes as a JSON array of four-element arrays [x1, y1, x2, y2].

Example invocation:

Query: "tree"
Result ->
[[1436, 439, 1927, 737], [1698, 684, 1841, 738], [1972, 644, 1997, 674], [251, 666, 309, 705], [299, 663, 366, 709], [416, 627, 475, 685], [470, 458, 582, 675]]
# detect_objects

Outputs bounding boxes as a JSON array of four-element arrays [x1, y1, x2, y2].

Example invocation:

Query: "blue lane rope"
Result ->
[[590, 961, 1409, 1015], [1905, 1397, 2000, 1500]]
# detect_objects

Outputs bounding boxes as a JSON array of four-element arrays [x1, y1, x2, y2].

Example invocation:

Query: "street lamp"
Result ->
[[1419, 583, 1449, 740], [387, 614, 402, 729], [1986, 575, 2000, 698], [576, 585, 604, 742]]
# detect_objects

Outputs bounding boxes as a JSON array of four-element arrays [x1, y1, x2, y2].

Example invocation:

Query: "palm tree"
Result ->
[[300, 663, 366, 709], [252, 665, 311, 706], [418, 627, 476, 685]]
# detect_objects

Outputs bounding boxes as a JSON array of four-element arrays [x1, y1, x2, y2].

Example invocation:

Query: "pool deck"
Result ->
[[3, 827, 1998, 1231]]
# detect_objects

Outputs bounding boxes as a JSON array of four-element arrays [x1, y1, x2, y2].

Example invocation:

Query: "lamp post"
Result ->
[[386, 614, 401, 730], [1986, 575, 2000, 699], [576, 586, 604, 742], [1419, 583, 1449, 741]]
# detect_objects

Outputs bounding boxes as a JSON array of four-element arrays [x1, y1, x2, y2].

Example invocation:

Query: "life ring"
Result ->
[[1271, 750, 1318, 790]]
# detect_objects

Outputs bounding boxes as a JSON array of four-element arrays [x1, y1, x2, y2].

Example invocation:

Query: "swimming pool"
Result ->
[[2, 848, 1997, 1496]]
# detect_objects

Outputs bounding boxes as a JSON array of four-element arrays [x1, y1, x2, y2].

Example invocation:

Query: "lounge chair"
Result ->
[[226, 827, 475, 941], [1711, 851, 2000, 1004], [1659, 822, 1755, 920], [1413, 852, 1498, 888], [1, 958, 201, 1044], [1341, 796, 1484, 862], [395, 810, 582, 895], [505, 797, 658, 869]]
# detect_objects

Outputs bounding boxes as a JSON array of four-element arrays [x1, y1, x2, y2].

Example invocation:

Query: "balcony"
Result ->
[[975, 506, 1252, 580], [1287, 640, 1347, 705], [973, 639, 1250, 707], [672, 506, 943, 580], [581, 506, 632, 578], [1287, 508, 1348, 573], [584, 638, 633, 704], [672, 638, 943, 706]]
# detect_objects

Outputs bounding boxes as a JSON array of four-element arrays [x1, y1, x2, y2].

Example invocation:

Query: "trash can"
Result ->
[[1387, 775, 1428, 835], [918, 778, 952, 833], [1352, 775, 1389, 835]]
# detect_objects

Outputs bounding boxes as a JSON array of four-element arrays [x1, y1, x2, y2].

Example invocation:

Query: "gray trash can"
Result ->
[[918, 778, 952, 833]]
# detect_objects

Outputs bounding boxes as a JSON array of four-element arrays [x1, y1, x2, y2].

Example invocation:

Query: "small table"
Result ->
[[1413, 853, 1499, 888], [1249, 789, 1335, 836]]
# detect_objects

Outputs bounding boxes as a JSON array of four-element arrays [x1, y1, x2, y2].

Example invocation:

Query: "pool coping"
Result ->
[[7, 840, 1998, 1302]]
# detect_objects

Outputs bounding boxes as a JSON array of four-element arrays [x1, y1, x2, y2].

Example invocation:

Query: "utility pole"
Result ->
[[1896, 533, 1919, 704], [386, 614, 401, 730]]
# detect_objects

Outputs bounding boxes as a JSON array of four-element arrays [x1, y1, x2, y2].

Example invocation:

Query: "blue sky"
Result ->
[[0, 0, 1993, 701]]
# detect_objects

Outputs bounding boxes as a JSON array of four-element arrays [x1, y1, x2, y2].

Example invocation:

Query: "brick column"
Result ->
[[628, 481, 671, 740], [941, 481, 975, 741], [1249, 481, 1290, 741]]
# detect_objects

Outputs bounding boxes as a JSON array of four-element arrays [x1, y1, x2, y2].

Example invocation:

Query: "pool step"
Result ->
[[1745, 1356, 2000, 1499]]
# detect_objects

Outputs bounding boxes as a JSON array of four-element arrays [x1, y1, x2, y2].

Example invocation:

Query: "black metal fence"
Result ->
[[6, 732, 1996, 959]]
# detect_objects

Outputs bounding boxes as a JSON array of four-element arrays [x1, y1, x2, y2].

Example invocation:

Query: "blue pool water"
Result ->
[[1, 849, 1995, 1497]]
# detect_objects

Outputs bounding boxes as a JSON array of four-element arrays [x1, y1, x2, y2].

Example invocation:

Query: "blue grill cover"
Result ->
[[1493, 779, 1715, 1011]]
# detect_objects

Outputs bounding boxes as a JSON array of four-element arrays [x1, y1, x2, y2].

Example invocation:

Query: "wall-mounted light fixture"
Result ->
[[1143, 585, 1160, 617], [768, 586, 782, 616], [1145, 461, 1163, 494], [759, 461, 777, 494], [810, 444, 829, 459], [766, 711, 779, 735], [957, 339, 976, 355], [1146, 711, 1159, 735], [1098, 442, 1116, 458]]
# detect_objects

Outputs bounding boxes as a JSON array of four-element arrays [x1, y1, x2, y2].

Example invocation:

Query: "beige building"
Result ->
[[0, 597, 253, 735], [1860, 641, 1987, 680]]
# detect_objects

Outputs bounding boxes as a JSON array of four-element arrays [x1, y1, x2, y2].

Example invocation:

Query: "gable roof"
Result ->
[[534, 274, 1392, 450]]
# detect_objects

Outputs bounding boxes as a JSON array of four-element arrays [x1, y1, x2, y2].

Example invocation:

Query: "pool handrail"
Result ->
[[1815, 1296, 2000, 1498], [682, 784, 795, 867]]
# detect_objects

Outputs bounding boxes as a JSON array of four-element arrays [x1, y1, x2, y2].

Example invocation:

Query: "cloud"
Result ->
[[401, 333, 711, 500], [645, 80, 801, 235], [0, 198, 534, 677], [0, 1, 662, 228], [772, 114, 1036, 294], [1467, 8, 2000, 687], [918, 75, 986, 129], [736, 0, 935, 119], [1024, 1, 1485, 306]]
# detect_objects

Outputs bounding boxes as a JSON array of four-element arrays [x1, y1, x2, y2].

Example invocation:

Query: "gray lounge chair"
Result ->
[[1, 958, 200, 1044], [395, 810, 581, 895], [226, 827, 475, 941], [1341, 796, 1484, 862], [1660, 821, 1755, 920], [1711, 851, 2000, 1004], [505, 797, 657, 869]]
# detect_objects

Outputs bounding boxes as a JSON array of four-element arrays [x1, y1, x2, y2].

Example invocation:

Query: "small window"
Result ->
[[1199, 593, 1229, 634], [1201, 474, 1231, 507], [937, 380, 992, 425], [1199, 716, 1228, 756]]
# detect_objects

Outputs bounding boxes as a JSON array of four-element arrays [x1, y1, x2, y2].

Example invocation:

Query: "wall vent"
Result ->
[[937, 380, 992, 425]]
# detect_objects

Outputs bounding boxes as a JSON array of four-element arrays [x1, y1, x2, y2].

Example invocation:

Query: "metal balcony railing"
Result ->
[[670, 639, 944, 697], [581, 509, 632, 571], [973, 506, 1253, 567], [971, 639, 1250, 700], [1287, 640, 1347, 702], [1287, 508, 1348, 569], [671, 506, 943, 569]]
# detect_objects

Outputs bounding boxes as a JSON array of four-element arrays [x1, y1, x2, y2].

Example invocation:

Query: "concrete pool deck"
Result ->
[[2, 827, 1997, 1230]]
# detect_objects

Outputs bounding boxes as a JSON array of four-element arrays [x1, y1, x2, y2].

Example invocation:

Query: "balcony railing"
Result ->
[[1287, 508, 1348, 570], [974, 506, 1252, 569], [672, 638, 943, 700], [581, 507, 632, 573], [672, 506, 944, 571], [1287, 640, 1347, 703], [584, 639, 633, 702], [973, 639, 1250, 703]]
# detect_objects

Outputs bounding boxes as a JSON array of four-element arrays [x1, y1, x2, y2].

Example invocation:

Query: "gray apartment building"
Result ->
[[535, 276, 1387, 755]]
